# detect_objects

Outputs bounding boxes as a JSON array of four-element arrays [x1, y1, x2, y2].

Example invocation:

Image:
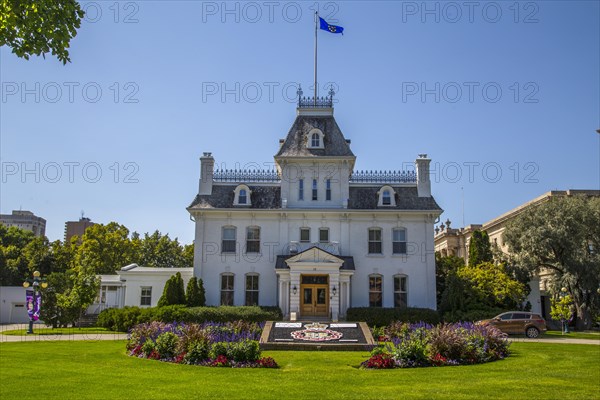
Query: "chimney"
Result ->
[[199, 152, 215, 195], [415, 154, 431, 198]]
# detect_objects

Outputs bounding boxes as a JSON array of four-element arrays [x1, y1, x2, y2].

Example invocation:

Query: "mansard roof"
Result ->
[[188, 184, 441, 211], [188, 185, 281, 210], [348, 186, 442, 211], [275, 115, 355, 158]]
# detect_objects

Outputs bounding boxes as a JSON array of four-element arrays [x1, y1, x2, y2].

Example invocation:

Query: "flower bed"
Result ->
[[127, 321, 277, 368], [362, 322, 510, 369]]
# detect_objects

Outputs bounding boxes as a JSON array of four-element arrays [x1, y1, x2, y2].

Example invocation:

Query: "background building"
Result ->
[[188, 97, 442, 320], [0, 210, 46, 237], [64, 217, 95, 242], [434, 189, 600, 318]]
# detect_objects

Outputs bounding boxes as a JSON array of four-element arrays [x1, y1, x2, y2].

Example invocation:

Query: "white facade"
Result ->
[[87, 264, 193, 314], [0, 286, 30, 324], [188, 102, 442, 320]]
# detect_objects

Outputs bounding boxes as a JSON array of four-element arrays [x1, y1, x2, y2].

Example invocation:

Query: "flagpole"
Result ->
[[314, 11, 318, 106]]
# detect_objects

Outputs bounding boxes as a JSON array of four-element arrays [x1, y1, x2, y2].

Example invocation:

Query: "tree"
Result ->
[[503, 195, 600, 330], [435, 253, 465, 309], [458, 262, 526, 310], [0, 225, 36, 285], [158, 272, 186, 307], [76, 223, 135, 274], [197, 278, 206, 307], [186, 277, 201, 307], [0, 0, 84, 64], [55, 264, 100, 326], [468, 230, 493, 266], [134, 231, 190, 269], [550, 293, 573, 334]]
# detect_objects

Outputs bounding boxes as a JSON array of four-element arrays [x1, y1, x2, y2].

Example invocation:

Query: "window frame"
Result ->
[[394, 275, 408, 308], [392, 228, 407, 255], [326, 179, 332, 201], [368, 228, 383, 254], [369, 274, 383, 307], [300, 227, 310, 243], [312, 179, 318, 201], [319, 228, 330, 243], [220, 274, 235, 306], [245, 274, 259, 306], [221, 226, 237, 254], [245, 226, 261, 254], [140, 286, 152, 307], [238, 189, 247, 204], [299, 179, 304, 201]]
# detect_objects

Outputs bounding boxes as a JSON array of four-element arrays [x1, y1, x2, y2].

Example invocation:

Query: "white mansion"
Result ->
[[187, 96, 442, 320]]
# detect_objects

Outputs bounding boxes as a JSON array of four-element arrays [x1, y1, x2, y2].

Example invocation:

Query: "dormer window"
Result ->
[[306, 128, 325, 149], [233, 184, 252, 206], [377, 185, 397, 207], [239, 189, 247, 204]]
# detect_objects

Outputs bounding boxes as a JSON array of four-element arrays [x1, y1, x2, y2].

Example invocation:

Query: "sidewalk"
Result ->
[[0, 323, 127, 343]]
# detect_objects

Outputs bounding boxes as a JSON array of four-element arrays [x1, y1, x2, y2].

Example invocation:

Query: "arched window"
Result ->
[[394, 275, 408, 308], [311, 132, 320, 147], [307, 129, 325, 149], [245, 274, 259, 306], [378, 186, 396, 207], [220, 273, 234, 306], [233, 185, 252, 206], [369, 274, 383, 307], [382, 190, 391, 205]]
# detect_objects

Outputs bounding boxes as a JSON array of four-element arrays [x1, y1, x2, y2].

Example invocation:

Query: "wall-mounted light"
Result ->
[[332, 285, 337, 296], [292, 286, 297, 295]]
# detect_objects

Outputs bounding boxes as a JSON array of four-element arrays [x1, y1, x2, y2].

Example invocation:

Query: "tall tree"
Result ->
[[197, 278, 206, 307], [435, 253, 465, 309], [186, 277, 201, 307], [0, 0, 84, 64], [0, 225, 35, 285], [134, 231, 190, 269], [158, 272, 186, 307], [76, 223, 134, 274], [503, 195, 600, 330], [468, 230, 493, 266]]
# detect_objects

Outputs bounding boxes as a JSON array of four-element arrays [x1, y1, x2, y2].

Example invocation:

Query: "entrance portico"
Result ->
[[275, 247, 354, 321]]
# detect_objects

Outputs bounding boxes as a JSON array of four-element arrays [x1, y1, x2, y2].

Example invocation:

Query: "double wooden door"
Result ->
[[301, 284, 329, 317]]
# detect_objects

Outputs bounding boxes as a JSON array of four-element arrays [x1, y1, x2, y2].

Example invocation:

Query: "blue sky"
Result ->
[[1, 1, 599, 243]]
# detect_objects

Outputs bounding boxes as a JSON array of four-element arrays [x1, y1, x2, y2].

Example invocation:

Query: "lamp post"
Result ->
[[22, 271, 48, 334]]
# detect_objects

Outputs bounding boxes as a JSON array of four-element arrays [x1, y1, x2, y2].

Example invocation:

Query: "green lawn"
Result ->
[[0, 341, 598, 399], [1, 327, 121, 336], [544, 330, 600, 340]]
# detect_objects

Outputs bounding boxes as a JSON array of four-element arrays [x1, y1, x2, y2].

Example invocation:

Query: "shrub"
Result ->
[[155, 332, 179, 359], [183, 342, 209, 364], [208, 342, 228, 360], [226, 340, 261, 362], [141, 340, 156, 356], [347, 307, 440, 327], [98, 306, 282, 332], [362, 322, 510, 369]]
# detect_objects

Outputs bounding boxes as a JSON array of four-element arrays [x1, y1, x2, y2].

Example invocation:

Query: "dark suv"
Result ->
[[478, 312, 547, 338]]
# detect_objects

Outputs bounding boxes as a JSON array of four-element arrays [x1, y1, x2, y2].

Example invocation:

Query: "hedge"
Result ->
[[97, 305, 283, 332], [346, 307, 440, 327]]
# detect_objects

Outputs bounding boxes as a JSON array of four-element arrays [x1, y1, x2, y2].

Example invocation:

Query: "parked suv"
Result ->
[[478, 312, 547, 338]]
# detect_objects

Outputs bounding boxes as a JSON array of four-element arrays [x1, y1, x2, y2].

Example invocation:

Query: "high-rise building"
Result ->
[[0, 210, 46, 237], [64, 217, 95, 242]]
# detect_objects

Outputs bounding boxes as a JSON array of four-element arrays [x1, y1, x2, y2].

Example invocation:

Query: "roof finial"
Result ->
[[328, 84, 335, 101], [297, 84, 303, 106]]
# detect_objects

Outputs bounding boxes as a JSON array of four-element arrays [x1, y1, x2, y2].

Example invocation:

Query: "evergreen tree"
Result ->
[[198, 278, 206, 307], [158, 272, 186, 307], [468, 230, 493, 266], [186, 277, 201, 307]]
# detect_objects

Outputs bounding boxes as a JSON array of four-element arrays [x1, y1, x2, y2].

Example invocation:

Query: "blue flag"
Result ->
[[319, 17, 344, 35]]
